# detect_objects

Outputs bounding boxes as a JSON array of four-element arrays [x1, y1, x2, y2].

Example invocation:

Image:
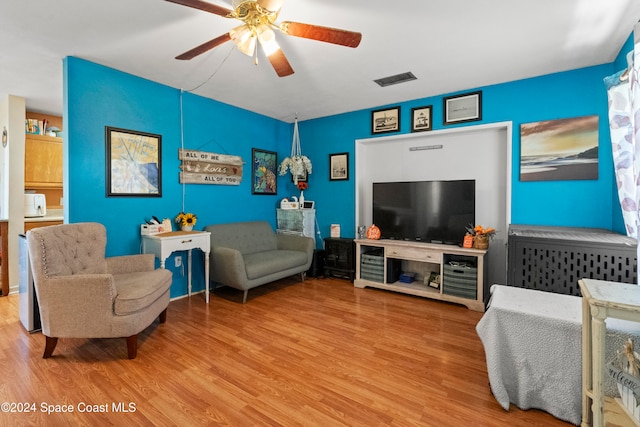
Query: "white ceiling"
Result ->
[[1, 0, 639, 123]]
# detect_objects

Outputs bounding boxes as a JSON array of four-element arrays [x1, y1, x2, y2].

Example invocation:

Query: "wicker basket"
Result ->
[[473, 234, 489, 249]]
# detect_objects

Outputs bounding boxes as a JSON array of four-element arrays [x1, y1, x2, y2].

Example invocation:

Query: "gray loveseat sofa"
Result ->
[[205, 221, 314, 303]]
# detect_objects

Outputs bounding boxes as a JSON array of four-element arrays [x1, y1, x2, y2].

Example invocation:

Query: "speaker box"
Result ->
[[307, 249, 326, 278]]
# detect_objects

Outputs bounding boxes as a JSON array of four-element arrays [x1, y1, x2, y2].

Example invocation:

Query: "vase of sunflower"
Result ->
[[175, 212, 197, 231]]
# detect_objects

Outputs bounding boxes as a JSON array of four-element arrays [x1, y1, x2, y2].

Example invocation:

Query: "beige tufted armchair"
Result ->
[[26, 222, 172, 359]]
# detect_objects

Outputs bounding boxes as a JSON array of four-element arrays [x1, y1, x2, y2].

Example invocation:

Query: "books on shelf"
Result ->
[[25, 118, 56, 136], [26, 118, 44, 135]]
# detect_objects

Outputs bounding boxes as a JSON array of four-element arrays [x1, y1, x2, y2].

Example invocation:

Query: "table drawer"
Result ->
[[386, 246, 442, 263]]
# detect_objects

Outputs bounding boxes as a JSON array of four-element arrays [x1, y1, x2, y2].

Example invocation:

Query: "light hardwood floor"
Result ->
[[0, 277, 572, 426]]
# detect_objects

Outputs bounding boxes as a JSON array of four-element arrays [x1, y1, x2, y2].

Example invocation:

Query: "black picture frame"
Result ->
[[411, 106, 433, 132], [443, 91, 482, 125], [251, 148, 278, 195], [329, 152, 349, 181], [371, 106, 401, 134], [105, 126, 162, 197]]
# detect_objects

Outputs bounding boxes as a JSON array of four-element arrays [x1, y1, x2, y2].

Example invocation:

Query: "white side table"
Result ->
[[141, 231, 212, 303], [579, 278, 640, 426]]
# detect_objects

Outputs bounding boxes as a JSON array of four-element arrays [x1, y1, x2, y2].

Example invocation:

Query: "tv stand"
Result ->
[[354, 239, 487, 311]]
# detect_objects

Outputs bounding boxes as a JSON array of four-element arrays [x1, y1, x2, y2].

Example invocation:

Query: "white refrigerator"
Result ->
[[18, 234, 40, 332]]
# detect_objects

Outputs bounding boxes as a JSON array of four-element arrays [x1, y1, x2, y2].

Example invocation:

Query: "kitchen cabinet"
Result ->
[[25, 134, 62, 187]]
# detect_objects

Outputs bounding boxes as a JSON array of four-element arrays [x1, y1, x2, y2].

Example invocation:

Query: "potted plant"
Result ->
[[175, 212, 197, 231], [465, 224, 496, 249]]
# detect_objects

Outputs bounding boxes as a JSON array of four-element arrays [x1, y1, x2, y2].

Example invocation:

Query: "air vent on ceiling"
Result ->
[[374, 72, 417, 87]]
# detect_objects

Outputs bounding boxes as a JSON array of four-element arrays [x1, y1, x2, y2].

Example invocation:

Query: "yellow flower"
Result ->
[[175, 212, 197, 227]]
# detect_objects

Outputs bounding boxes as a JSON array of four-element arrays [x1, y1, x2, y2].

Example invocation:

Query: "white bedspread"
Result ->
[[476, 284, 640, 426]]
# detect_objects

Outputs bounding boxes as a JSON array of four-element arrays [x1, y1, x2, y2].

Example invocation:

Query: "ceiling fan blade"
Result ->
[[164, 0, 232, 17], [176, 33, 232, 60], [267, 49, 294, 77], [279, 21, 362, 48], [257, 0, 285, 13]]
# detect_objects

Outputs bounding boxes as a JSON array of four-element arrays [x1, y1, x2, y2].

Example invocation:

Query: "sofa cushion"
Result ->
[[113, 269, 172, 316], [244, 250, 308, 280], [206, 221, 277, 255]]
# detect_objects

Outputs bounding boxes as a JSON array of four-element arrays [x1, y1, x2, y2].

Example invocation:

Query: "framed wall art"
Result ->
[[520, 115, 599, 182], [105, 126, 162, 197], [443, 91, 482, 125], [329, 152, 349, 181], [251, 148, 278, 195], [411, 106, 432, 132], [371, 106, 400, 134]]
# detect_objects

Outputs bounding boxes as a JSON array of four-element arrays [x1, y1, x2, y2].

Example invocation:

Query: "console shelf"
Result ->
[[354, 239, 487, 312]]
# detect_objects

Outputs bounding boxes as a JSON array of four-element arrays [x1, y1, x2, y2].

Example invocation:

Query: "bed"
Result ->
[[476, 284, 640, 425]]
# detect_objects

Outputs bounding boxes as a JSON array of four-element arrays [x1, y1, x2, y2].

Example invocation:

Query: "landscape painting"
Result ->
[[520, 116, 598, 182]]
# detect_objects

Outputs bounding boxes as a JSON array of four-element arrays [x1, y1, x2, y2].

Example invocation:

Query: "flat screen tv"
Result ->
[[372, 179, 475, 244]]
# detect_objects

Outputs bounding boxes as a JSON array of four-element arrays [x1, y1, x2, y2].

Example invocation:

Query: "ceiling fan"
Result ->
[[165, 0, 362, 77]]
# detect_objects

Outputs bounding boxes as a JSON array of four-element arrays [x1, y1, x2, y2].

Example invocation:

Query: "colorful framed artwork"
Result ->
[[251, 148, 278, 194], [520, 115, 599, 182], [105, 126, 161, 197]]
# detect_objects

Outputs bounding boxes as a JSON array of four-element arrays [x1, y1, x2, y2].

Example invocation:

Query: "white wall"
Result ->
[[0, 94, 26, 292], [355, 122, 511, 285]]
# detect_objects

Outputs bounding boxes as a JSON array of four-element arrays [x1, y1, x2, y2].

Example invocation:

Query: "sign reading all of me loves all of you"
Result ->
[[178, 149, 243, 185]]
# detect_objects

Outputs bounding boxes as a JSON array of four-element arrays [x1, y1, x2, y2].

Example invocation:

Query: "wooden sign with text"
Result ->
[[178, 149, 243, 185]]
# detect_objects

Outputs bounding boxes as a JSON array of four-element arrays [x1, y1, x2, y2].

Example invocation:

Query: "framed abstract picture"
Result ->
[[105, 126, 162, 197], [251, 148, 278, 195]]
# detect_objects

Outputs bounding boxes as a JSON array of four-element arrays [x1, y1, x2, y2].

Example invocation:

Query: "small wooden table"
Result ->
[[141, 231, 211, 303], [579, 278, 640, 426]]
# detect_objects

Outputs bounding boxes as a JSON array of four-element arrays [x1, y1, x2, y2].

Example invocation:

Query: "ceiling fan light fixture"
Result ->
[[258, 26, 279, 57], [230, 25, 256, 56]]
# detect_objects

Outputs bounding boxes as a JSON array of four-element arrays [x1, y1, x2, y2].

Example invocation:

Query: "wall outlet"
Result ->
[[175, 256, 182, 268]]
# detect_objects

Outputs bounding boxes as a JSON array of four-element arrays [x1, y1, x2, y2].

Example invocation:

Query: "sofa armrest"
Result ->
[[106, 254, 155, 274], [35, 274, 117, 337], [211, 247, 248, 289]]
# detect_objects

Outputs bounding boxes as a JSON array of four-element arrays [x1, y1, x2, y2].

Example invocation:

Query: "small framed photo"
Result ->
[[428, 272, 440, 289], [329, 152, 349, 181], [251, 148, 277, 195], [105, 126, 162, 197], [371, 106, 400, 134], [443, 91, 482, 125], [411, 106, 432, 132], [291, 169, 307, 184]]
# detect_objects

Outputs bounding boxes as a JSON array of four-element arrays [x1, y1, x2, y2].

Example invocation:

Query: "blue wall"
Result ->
[[65, 51, 627, 298], [299, 64, 620, 239], [64, 57, 290, 297]]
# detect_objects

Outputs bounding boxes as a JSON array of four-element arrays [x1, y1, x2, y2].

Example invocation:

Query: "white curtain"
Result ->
[[605, 24, 640, 251]]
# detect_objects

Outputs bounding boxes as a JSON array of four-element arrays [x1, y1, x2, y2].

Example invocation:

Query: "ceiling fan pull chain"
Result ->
[[254, 36, 259, 65]]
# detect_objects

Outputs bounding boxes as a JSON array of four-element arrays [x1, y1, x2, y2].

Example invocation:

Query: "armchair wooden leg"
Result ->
[[159, 308, 167, 324], [126, 335, 138, 359], [43, 336, 58, 359], [242, 289, 248, 304]]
